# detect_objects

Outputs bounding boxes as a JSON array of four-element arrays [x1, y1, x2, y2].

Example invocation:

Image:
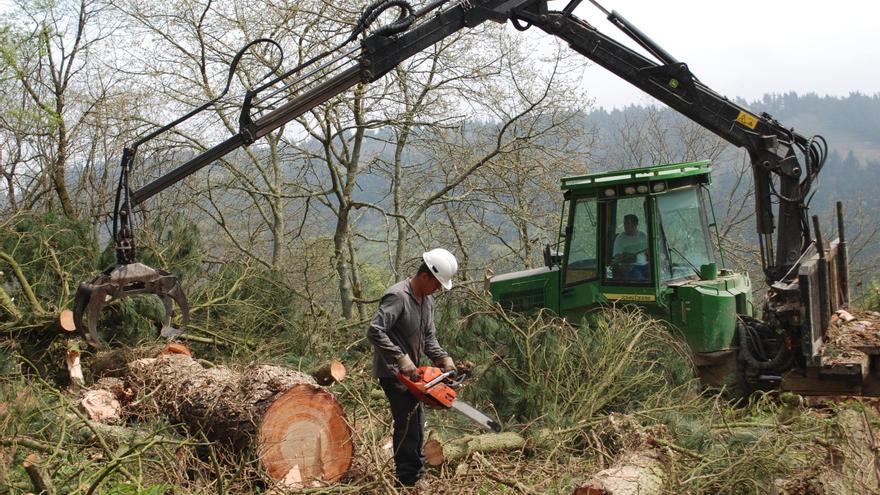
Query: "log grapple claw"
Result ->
[[73, 262, 189, 347]]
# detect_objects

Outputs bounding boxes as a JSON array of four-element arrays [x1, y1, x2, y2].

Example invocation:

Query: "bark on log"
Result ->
[[424, 432, 525, 466], [126, 354, 353, 484], [572, 451, 664, 495], [308, 360, 346, 385], [89, 344, 191, 380]]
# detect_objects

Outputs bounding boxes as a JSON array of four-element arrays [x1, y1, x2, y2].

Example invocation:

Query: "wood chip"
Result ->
[[836, 310, 856, 323]]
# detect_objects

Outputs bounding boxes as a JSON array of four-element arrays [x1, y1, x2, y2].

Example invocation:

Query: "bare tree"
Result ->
[[0, 0, 118, 218]]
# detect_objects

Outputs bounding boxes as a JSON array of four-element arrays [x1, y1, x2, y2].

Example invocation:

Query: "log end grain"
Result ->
[[59, 309, 76, 332], [258, 383, 353, 484], [424, 438, 445, 466], [310, 360, 347, 386], [159, 342, 192, 357], [80, 389, 121, 423]]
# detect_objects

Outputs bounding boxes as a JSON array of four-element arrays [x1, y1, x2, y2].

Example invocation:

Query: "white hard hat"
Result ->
[[422, 248, 458, 290]]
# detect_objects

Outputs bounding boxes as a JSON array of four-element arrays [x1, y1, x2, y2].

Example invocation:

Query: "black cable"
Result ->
[[511, 15, 532, 31], [737, 316, 791, 371]]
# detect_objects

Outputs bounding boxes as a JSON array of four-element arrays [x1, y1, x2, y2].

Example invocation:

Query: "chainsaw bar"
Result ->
[[451, 400, 502, 433]]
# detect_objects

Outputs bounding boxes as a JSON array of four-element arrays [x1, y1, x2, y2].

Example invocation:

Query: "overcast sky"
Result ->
[[555, 0, 880, 109]]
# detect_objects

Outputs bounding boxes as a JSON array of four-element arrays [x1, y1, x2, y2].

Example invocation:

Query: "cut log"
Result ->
[[126, 354, 353, 485], [308, 359, 346, 385], [159, 341, 192, 356], [424, 431, 525, 466], [89, 343, 192, 380], [80, 389, 121, 423], [58, 309, 76, 332], [573, 451, 664, 495]]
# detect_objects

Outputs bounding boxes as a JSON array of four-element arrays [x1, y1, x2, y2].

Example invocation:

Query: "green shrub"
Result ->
[[0, 211, 98, 308], [439, 302, 699, 427]]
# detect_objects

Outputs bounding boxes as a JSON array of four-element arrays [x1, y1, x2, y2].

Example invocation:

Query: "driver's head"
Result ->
[[623, 214, 639, 235]]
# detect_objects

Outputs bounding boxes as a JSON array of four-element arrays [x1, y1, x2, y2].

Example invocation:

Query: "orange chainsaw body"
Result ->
[[397, 365, 457, 408]]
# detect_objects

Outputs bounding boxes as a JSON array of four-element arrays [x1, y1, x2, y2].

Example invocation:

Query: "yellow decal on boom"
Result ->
[[602, 293, 656, 302], [736, 111, 759, 129]]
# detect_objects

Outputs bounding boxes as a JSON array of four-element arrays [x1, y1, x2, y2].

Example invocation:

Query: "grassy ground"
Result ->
[[2, 301, 879, 494]]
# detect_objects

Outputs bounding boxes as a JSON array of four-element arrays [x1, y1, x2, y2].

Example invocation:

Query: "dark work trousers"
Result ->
[[379, 378, 425, 486]]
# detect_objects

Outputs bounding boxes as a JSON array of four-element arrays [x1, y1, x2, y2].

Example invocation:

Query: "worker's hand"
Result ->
[[436, 356, 455, 373], [397, 354, 420, 381]]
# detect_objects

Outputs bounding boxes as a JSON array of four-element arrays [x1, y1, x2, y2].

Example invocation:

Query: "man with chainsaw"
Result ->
[[367, 248, 458, 487]]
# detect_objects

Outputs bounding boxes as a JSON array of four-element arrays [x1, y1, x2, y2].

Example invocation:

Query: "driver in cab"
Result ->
[[611, 214, 648, 280]]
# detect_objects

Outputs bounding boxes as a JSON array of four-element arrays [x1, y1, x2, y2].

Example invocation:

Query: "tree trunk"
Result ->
[[424, 432, 525, 466], [333, 211, 354, 319], [52, 99, 76, 219], [126, 354, 353, 484]]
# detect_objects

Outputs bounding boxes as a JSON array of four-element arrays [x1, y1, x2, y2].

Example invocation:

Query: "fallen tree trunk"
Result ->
[[90, 344, 181, 379], [424, 432, 525, 466], [125, 354, 353, 485]]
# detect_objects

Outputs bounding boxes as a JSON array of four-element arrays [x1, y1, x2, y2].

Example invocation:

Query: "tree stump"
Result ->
[[126, 354, 353, 484]]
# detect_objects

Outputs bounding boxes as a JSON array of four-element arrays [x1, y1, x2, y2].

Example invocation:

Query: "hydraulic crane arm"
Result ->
[[77, 0, 537, 346], [128, 0, 522, 209]]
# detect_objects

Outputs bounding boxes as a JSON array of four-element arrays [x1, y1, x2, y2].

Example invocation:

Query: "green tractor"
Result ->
[[489, 160, 755, 384]]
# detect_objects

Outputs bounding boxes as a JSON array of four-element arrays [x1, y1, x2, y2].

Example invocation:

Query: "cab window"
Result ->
[[564, 197, 598, 285], [657, 187, 715, 282]]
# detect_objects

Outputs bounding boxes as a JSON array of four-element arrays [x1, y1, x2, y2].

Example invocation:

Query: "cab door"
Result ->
[[559, 195, 603, 320]]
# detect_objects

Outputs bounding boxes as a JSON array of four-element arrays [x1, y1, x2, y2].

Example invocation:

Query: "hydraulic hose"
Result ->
[[737, 316, 792, 371]]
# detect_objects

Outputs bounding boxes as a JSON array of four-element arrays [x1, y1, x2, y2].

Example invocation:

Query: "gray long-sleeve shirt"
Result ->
[[367, 278, 449, 378]]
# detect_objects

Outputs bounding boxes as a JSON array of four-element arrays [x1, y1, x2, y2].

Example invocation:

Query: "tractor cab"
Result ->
[[490, 161, 754, 360]]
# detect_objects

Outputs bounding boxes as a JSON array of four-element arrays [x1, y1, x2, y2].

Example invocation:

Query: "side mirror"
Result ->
[[543, 244, 562, 268]]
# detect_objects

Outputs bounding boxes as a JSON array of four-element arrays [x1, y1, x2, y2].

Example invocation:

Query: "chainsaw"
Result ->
[[398, 365, 501, 433]]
